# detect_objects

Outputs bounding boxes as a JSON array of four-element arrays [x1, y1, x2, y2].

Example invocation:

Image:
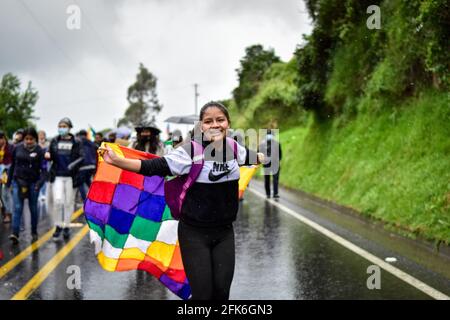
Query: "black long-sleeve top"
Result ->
[[7, 143, 47, 188], [139, 139, 258, 227]]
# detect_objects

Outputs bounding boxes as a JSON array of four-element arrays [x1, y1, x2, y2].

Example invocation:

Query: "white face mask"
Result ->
[[58, 127, 70, 136]]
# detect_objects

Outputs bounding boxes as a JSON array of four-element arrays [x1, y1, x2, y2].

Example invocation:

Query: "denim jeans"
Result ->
[[12, 180, 39, 235], [1, 183, 13, 214]]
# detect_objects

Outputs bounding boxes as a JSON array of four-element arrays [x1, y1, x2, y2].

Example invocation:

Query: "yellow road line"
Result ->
[[11, 224, 89, 300], [0, 208, 84, 280]]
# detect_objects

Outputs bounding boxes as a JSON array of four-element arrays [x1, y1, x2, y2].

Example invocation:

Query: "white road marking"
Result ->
[[248, 187, 450, 300]]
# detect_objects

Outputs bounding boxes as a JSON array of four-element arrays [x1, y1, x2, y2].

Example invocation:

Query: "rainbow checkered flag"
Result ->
[[84, 143, 191, 300]]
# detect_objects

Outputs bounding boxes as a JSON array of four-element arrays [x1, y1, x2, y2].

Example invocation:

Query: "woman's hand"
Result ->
[[257, 152, 265, 165], [98, 146, 119, 166], [98, 145, 142, 173], [44, 152, 51, 160]]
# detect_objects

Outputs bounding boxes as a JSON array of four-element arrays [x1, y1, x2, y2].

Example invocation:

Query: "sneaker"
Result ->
[[63, 227, 71, 240], [9, 233, 19, 244], [31, 233, 38, 242], [53, 226, 62, 239], [273, 194, 280, 199], [266, 194, 271, 199]]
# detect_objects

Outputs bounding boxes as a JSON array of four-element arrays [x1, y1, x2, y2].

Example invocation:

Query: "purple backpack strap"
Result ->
[[178, 140, 204, 204], [164, 140, 204, 220], [226, 137, 238, 159]]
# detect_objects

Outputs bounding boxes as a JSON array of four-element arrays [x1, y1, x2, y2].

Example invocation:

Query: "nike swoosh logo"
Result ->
[[208, 170, 230, 182]]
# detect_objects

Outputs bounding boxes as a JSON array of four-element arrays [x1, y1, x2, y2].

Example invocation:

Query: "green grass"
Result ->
[[278, 91, 450, 244]]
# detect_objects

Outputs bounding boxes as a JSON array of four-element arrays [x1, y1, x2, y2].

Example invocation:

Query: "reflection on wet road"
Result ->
[[1, 182, 449, 300]]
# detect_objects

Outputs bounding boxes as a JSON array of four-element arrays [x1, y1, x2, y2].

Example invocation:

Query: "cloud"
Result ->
[[0, 0, 312, 136]]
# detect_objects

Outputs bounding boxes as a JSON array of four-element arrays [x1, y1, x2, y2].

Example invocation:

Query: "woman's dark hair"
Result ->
[[23, 127, 38, 141], [199, 101, 231, 123], [134, 132, 160, 154]]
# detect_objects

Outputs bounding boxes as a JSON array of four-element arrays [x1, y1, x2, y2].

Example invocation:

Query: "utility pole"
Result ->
[[194, 83, 199, 115]]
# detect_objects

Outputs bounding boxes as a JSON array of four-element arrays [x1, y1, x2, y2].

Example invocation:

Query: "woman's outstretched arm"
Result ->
[[98, 146, 172, 177]]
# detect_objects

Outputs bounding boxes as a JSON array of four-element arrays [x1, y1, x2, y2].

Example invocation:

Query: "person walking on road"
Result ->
[[45, 118, 84, 240], [99, 102, 264, 300], [76, 130, 97, 201], [7, 128, 47, 243], [0, 131, 14, 224], [37, 130, 50, 218], [259, 129, 282, 199]]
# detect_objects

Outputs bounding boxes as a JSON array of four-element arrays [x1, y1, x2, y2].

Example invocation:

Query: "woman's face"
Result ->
[[201, 107, 229, 142], [141, 129, 152, 140], [38, 131, 46, 141], [24, 135, 36, 148]]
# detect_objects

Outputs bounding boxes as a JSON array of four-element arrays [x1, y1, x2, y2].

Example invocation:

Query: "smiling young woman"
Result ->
[[99, 101, 264, 300]]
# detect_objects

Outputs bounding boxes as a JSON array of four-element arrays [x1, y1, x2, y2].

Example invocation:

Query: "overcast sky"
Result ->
[[0, 0, 312, 138]]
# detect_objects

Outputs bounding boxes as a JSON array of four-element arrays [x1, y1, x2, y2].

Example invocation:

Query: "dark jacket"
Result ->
[[79, 137, 97, 171], [48, 134, 85, 187], [7, 143, 47, 189], [258, 138, 282, 174]]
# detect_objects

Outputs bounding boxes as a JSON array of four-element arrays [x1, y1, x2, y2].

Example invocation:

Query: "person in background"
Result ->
[[94, 132, 105, 148], [133, 123, 164, 156], [0, 131, 14, 223], [7, 128, 46, 243], [172, 129, 184, 149], [13, 129, 24, 146], [258, 129, 282, 199], [46, 118, 84, 240], [38, 130, 50, 150], [76, 130, 97, 201], [163, 129, 184, 155], [107, 131, 117, 143], [37, 130, 50, 214]]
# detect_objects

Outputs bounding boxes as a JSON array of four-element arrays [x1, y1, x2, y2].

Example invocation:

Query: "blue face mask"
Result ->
[[58, 128, 69, 136]]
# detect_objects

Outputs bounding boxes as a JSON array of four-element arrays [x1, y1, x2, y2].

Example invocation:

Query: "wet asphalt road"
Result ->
[[0, 181, 449, 300]]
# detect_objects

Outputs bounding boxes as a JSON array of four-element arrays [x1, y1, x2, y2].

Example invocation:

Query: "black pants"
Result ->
[[178, 221, 235, 300], [264, 168, 280, 196]]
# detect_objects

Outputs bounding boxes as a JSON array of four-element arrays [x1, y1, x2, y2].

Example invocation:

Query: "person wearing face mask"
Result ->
[[45, 118, 84, 240], [132, 123, 164, 156], [6, 128, 46, 244]]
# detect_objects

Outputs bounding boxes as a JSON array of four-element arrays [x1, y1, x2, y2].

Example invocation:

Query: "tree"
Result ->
[[0, 73, 38, 137], [118, 63, 162, 127], [232, 45, 280, 110]]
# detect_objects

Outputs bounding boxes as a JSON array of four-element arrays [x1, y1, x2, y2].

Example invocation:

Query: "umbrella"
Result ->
[[164, 114, 198, 124], [134, 123, 161, 135]]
